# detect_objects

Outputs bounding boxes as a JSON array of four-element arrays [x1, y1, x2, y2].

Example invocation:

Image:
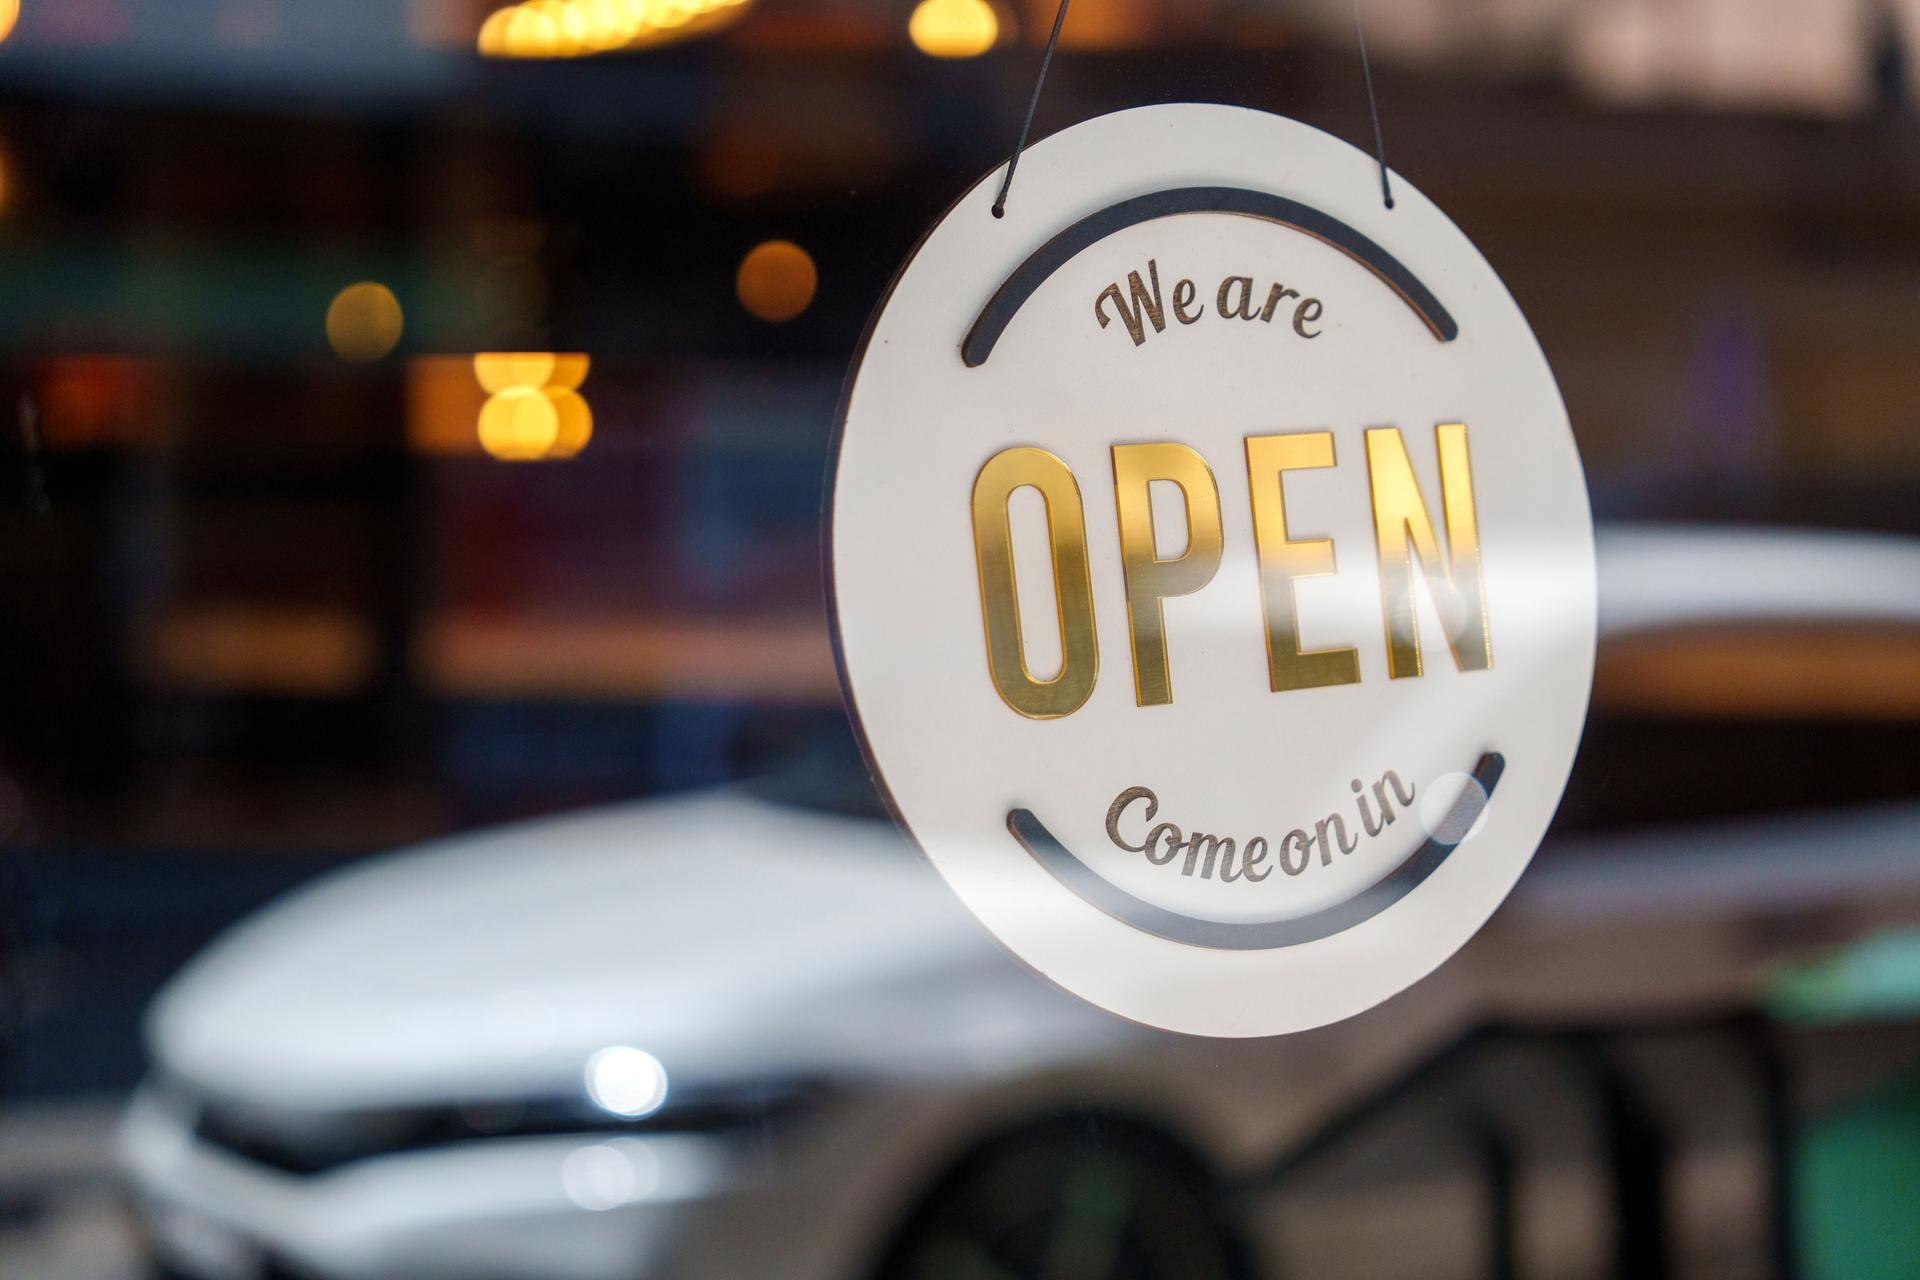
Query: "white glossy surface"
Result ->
[[831, 105, 1596, 1035]]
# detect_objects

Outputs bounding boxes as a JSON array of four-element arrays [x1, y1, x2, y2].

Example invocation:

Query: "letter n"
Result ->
[[1365, 424, 1492, 678]]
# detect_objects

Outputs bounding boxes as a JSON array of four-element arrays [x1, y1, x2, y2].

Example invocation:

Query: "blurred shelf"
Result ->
[[138, 603, 841, 705], [1594, 624, 1920, 721], [419, 611, 838, 704], [142, 606, 1920, 719], [141, 604, 382, 696]]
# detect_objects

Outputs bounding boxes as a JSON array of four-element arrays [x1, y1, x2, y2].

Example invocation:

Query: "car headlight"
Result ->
[[584, 1046, 669, 1118]]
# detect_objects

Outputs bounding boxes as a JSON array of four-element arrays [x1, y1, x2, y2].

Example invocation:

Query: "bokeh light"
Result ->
[[544, 389, 593, 459], [473, 351, 560, 393], [546, 352, 590, 391], [471, 352, 592, 461], [325, 282, 405, 363], [583, 1046, 669, 1118], [478, 386, 560, 460], [908, 0, 997, 59], [0, 0, 18, 45], [735, 240, 817, 323]]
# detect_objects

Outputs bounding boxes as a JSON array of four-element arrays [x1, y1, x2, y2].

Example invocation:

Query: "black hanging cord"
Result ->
[[991, 0, 1074, 219], [994, 0, 1392, 217], [1352, 0, 1395, 209]]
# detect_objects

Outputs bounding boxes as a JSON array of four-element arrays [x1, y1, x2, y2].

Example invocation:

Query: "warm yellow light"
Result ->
[[574, 0, 636, 48], [0, 0, 19, 45], [647, 0, 696, 29], [474, 351, 559, 392], [472, 352, 591, 460], [735, 240, 817, 323], [528, 0, 588, 52], [909, 0, 997, 59], [612, 0, 656, 42], [545, 387, 593, 458], [479, 386, 560, 459], [477, 5, 516, 54], [477, 0, 747, 57], [501, 3, 565, 56], [546, 352, 590, 391], [326, 283, 405, 363]]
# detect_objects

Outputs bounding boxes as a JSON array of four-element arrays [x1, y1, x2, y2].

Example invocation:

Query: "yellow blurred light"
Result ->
[[476, 0, 746, 57], [479, 386, 560, 459], [545, 387, 593, 458], [909, 0, 997, 59], [505, 3, 566, 56], [645, 0, 692, 29], [472, 352, 592, 461], [326, 282, 405, 363], [614, 0, 656, 40], [0, 0, 18, 45], [547, 352, 590, 390], [477, 5, 516, 53], [735, 240, 817, 323], [474, 351, 559, 392], [527, 0, 588, 52], [574, 0, 635, 48]]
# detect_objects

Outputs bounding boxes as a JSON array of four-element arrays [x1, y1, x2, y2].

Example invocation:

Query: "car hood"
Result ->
[[148, 791, 1034, 1110]]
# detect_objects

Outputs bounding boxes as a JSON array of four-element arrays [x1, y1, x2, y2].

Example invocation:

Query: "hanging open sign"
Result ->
[[828, 106, 1595, 1037]]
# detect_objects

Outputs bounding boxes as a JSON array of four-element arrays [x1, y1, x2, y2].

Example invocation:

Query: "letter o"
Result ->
[[971, 447, 1100, 719], [1145, 823, 1183, 865], [1280, 829, 1312, 876]]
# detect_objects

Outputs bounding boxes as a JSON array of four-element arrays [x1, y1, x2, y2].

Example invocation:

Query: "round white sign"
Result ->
[[829, 105, 1595, 1037]]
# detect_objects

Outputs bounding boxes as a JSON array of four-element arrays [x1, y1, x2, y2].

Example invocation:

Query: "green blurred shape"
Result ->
[[1771, 929, 1920, 1025], [1776, 930, 1920, 1277], [1799, 1071, 1920, 1280]]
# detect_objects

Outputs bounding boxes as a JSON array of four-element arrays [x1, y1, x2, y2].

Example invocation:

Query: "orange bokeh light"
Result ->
[[735, 240, 817, 323]]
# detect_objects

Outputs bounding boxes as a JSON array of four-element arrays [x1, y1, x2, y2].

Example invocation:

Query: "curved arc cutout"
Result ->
[[962, 186, 1459, 369], [1006, 751, 1504, 951]]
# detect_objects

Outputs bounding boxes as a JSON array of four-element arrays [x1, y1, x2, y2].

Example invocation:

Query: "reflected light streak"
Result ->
[[477, 0, 752, 58]]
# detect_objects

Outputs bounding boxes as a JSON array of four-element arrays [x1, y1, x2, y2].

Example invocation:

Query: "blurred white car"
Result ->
[[117, 525, 1920, 1280]]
